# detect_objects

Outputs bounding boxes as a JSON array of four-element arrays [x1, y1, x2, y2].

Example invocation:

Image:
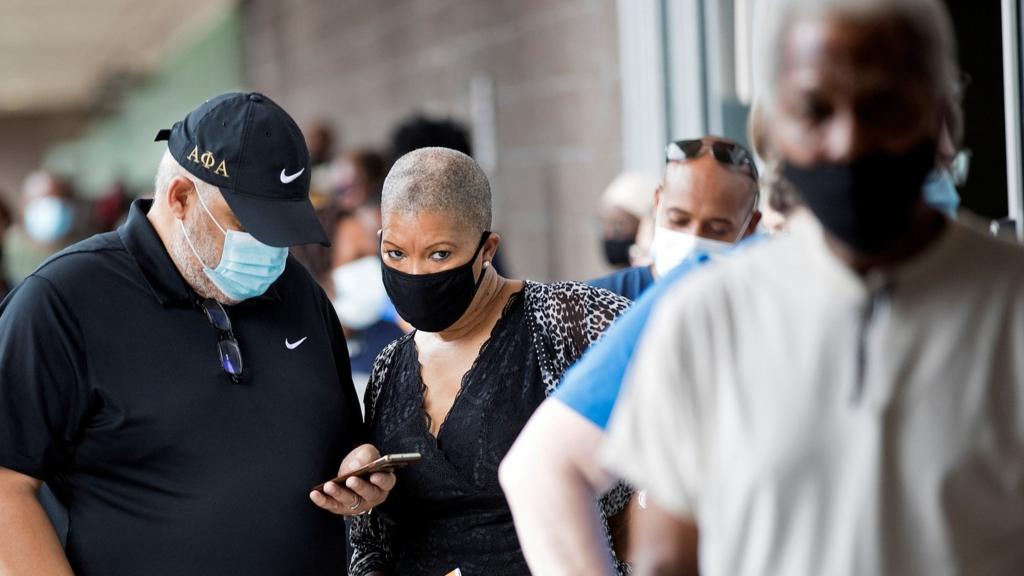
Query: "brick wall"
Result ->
[[242, 0, 623, 281]]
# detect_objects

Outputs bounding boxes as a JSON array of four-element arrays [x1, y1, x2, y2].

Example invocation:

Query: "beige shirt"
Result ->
[[603, 215, 1024, 576]]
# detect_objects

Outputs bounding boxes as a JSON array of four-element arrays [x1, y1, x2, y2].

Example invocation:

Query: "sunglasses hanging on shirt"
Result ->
[[199, 298, 244, 383]]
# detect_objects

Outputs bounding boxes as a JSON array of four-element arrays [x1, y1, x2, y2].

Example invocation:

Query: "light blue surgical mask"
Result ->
[[178, 187, 288, 301], [24, 196, 74, 244], [922, 169, 960, 219]]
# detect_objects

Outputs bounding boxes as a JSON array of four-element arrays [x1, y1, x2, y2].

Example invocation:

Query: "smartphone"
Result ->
[[312, 453, 421, 492]]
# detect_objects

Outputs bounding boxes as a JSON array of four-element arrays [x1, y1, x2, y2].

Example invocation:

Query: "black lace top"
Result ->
[[369, 290, 540, 574], [350, 281, 633, 576]]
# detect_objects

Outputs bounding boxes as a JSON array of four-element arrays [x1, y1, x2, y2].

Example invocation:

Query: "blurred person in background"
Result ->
[[92, 180, 132, 232], [329, 206, 404, 401], [291, 203, 406, 405], [603, 1, 1024, 575], [3, 171, 84, 283], [332, 148, 388, 211], [308, 121, 337, 167], [596, 172, 658, 270], [0, 92, 392, 576], [288, 205, 337, 288], [388, 113, 474, 162], [922, 115, 967, 219], [306, 120, 340, 209], [749, 99, 806, 233], [291, 150, 406, 401], [589, 138, 761, 300], [314, 147, 633, 576], [631, 210, 656, 267], [0, 194, 12, 300]]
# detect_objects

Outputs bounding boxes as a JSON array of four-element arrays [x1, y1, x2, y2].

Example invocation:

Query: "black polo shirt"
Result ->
[[0, 199, 363, 575]]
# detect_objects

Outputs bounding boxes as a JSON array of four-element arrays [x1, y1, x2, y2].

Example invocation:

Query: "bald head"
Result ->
[[764, 1, 956, 90], [760, 0, 959, 136], [657, 154, 760, 242], [761, 0, 958, 171], [382, 147, 491, 235]]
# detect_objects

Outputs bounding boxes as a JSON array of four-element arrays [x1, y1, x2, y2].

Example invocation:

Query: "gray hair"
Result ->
[[381, 147, 491, 234], [758, 0, 960, 136], [154, 149, 220, 203]]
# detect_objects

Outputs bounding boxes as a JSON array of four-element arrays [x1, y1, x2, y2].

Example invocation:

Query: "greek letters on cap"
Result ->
[[187, 145, 230, 178]]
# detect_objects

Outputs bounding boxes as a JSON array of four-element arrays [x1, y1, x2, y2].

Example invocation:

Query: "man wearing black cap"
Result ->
[[0, 92, 394, 575]]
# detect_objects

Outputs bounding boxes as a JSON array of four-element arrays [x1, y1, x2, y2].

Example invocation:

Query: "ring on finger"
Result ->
[[349, 497, 363, 511]]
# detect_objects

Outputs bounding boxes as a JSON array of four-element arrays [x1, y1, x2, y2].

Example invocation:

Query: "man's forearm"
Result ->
[[500, 401, 616, 576], [0, 469, 73, 576]]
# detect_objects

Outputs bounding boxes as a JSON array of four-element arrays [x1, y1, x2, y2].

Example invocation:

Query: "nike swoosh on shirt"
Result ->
[[280, 168, 305, 184], [285, 337, 308, 350]]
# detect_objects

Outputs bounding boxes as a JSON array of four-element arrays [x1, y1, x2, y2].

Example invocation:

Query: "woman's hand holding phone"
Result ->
[[308, 443, 398, 516]]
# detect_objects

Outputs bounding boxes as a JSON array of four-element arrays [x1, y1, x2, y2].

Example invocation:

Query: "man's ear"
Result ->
[[653, 184, 663, 213], [165, 177, 195, 220]]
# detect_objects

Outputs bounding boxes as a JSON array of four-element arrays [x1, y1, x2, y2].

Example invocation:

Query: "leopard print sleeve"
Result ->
[[577, 282, 632, 346], [523, 281, 634, 575], [524, 280, 631, 393]]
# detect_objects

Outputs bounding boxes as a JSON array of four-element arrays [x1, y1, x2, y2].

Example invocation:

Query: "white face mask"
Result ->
[[650, 227, 733, 276], [649, 208, 754, 276], [331, 255, 389, 330]]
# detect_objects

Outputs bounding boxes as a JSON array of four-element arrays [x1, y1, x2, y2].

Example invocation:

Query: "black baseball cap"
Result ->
[[155, 92, 329, 247]]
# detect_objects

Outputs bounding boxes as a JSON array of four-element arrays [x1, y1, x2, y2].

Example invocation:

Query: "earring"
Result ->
[[484, 261, 491, 268]]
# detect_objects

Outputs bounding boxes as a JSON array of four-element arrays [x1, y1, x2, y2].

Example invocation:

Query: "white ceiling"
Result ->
[[0, 0, 235, 113]]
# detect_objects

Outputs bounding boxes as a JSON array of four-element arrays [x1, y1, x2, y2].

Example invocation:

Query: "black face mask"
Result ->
[[782, 140, 936, 254], [381, 231, 491, 333], [602, 237, 633, 267]]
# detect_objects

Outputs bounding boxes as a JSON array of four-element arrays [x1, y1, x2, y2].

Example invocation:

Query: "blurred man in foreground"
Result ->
[[604, 1, 1024, 574]]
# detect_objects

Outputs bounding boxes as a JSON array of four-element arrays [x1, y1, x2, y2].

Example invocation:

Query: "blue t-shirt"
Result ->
[[587, 265, 655, 301], [555, 257, 707, 429], [349, 319, 405, 376], [556, 235, 766, 429]]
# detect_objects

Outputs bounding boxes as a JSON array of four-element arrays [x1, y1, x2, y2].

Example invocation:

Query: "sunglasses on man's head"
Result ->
[[199, 298, 243, 383], [665, 138, 760, 182]]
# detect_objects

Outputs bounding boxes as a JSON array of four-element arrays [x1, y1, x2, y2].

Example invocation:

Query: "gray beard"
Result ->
[[167, 207, 241, 305]]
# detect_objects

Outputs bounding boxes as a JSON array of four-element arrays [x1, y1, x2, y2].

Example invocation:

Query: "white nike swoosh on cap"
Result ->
[[285, 337, 308, 350], [280, 168, 305, 184]]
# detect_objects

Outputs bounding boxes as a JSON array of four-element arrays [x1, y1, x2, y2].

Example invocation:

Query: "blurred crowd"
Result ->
[[0, 173, 131, 302]]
